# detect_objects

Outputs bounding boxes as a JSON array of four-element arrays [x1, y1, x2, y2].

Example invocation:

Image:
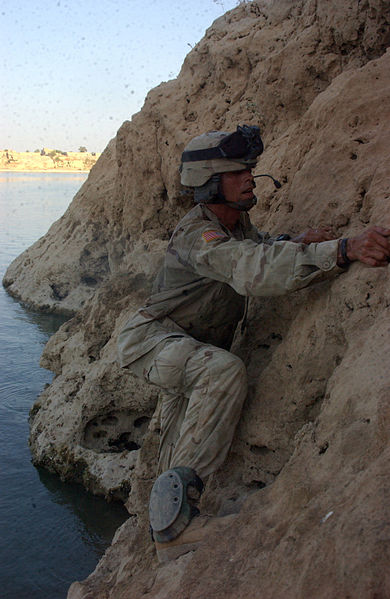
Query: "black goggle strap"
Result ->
[[182, 145, 226, 162], [181, 125, 263, 163]]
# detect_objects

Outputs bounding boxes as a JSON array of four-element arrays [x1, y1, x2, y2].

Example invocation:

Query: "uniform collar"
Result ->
[[200, 204, 251, 239]]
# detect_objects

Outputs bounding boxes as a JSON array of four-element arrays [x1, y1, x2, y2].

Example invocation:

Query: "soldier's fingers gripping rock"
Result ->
[[347, 226, 390, 267]]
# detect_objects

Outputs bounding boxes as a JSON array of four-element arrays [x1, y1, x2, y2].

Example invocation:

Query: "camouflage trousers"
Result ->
[[130, 336, 247, 480]]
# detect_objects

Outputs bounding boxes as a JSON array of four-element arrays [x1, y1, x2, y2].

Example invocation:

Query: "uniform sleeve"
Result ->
[[247, 223, 273, 244], [240, 212, 272, 244], [254, 230, 275, 245], [241, 215, 277, 245], [185, 227, 341, 297]]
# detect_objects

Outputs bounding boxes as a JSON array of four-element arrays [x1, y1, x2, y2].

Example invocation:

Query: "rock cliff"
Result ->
[[3, 0, 390, 597]]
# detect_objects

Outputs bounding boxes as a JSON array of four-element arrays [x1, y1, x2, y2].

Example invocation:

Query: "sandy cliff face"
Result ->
[[3, 0, 390, 597]]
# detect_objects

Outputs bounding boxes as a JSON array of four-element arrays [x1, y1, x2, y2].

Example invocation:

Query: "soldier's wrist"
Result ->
[[337, 238, 352, 267]]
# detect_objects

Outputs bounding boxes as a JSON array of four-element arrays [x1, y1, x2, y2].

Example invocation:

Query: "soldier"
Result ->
[[118, 125, 390, 562]]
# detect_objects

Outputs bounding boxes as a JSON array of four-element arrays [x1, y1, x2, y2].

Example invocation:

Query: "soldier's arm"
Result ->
[[184, 223, 390, 297], [252, 226, 336, 246], [186, 223, 340, 297], [290, 227, 336, 244]]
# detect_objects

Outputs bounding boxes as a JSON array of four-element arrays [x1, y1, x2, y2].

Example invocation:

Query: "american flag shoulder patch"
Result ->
[[201, 230, 228, 243]]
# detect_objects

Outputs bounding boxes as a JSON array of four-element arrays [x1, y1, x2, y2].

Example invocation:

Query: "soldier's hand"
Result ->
[[345, 226, 390, 267], [291, 226, 336, 244]]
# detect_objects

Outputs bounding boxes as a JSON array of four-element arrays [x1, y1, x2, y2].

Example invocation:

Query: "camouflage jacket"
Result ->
[[117, 204, 340, 367]]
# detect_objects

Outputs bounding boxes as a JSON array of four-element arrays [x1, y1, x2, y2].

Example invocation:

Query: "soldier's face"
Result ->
[[220, 169, 255, 205]]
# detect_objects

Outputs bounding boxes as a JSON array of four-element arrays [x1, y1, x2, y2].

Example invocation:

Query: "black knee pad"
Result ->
[[149, 466, 204, 543]]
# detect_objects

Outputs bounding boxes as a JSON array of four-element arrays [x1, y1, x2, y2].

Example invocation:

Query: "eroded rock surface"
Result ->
[[3, 0, 390, 597]]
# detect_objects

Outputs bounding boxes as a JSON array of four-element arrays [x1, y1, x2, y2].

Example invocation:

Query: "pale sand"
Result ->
[[0, 169, 90, 173]]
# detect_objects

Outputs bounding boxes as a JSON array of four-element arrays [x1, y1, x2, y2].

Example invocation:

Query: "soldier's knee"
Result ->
[[228, 354, 247, 384], [209, 350, 247, 383]]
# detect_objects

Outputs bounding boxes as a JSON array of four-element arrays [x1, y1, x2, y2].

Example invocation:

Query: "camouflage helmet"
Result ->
[[180, 125, 264, 187]]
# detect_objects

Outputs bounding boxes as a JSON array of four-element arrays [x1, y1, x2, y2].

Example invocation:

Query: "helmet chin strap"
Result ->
[[193, 174, 257, 211], [223, 196, 257, 211]]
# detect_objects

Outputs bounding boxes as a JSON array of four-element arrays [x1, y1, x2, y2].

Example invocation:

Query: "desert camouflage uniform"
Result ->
[[118, 204, 340, 478]]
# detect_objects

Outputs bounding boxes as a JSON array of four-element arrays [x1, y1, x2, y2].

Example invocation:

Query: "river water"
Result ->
[[0, 172, 128, 599]]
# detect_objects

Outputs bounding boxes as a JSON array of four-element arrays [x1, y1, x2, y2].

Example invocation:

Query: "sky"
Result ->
[[0, 0, 240, 153]]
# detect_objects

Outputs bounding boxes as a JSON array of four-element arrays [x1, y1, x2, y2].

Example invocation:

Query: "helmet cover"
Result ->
[[180, 126, 263, 187]]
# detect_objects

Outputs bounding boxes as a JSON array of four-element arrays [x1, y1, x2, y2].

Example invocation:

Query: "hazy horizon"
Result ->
[[1, 0, 238, 154]]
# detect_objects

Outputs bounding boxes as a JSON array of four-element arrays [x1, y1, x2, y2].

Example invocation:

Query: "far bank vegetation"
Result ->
[[0, 147, 101, 172]]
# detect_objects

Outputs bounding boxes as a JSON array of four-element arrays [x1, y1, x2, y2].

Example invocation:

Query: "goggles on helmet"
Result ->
[[181, 125, 263, 164]]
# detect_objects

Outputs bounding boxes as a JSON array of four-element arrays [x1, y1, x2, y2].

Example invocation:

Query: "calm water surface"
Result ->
[[0, 173, 128, 599]]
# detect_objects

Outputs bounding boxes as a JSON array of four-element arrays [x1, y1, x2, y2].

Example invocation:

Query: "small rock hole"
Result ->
[[319, 442, 329, 455]]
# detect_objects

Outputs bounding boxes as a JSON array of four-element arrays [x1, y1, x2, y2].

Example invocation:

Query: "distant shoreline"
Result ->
[[0, 169, 90, 174], [0, 149, 100, 173]]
